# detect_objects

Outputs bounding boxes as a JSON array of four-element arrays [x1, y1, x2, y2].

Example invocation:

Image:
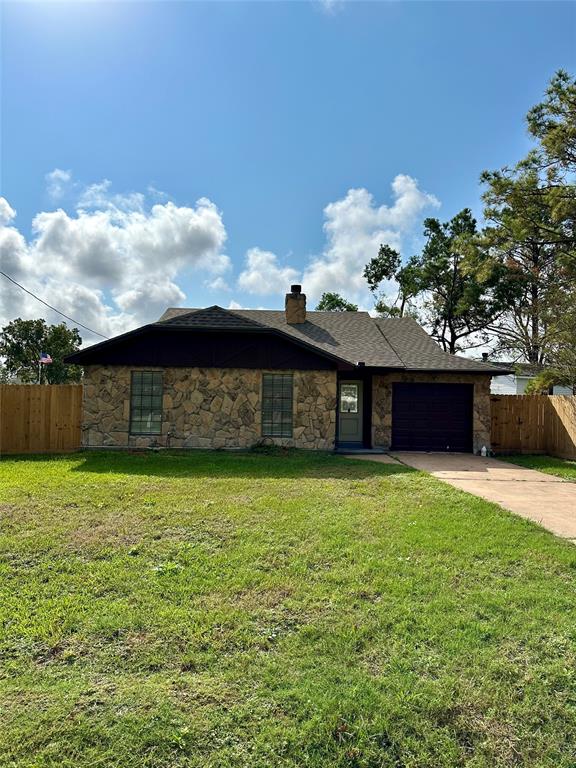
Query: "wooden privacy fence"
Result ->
[[0, 385, 82, 455], [491, 395, 576, 459]]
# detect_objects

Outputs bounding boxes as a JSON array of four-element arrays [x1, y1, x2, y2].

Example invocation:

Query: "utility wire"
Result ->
[[0, 270, 109, 339]]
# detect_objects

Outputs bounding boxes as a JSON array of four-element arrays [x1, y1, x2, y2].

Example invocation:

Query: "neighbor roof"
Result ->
[[484, 361, 544, 377], [157, 307, 510, 374]]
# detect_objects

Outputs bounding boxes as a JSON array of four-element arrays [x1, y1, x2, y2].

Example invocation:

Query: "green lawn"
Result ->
[[1, 450, 576, 768], [500, 454, 576, 482]]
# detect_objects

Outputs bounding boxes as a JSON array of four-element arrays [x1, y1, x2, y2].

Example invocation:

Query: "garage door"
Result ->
[[391, 383, 473, 452]]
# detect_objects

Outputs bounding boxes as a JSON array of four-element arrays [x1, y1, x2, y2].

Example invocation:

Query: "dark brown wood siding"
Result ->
[[72, 328, 338, 370]]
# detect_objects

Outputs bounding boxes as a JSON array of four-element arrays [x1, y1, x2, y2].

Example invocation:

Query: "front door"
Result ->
[[338, 380, 363, 444]]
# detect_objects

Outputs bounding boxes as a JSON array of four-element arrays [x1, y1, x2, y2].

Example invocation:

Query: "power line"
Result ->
[[0, 270, 109, 339]]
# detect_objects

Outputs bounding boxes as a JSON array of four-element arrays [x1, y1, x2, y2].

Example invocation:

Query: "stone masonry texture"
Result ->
[[82, 366, 337, 450], [82, 366, 492, 453]]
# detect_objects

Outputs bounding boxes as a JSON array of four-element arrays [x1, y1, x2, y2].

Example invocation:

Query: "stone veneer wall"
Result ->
[[372, 372, 492, 454], [82, 366, 337, 450]]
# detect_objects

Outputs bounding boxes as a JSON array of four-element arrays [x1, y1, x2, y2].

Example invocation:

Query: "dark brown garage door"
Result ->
[[391, 383, 473, 452]]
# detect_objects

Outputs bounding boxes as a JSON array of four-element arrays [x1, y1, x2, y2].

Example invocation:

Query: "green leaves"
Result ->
[[472, 71, 576, 364], [527, 69, 576, 182], [360, 71, 575, 362], [412, 210, 502, 353], [363, 245, 423, 319], [315, 293, 358, 312], [479, 143, 575, 363], [0, 319, 82, 383], [363, 244, 401, 292]]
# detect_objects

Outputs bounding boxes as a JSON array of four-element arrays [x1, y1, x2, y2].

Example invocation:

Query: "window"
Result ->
[[262, 373, 293, 437], [130, 371, 163, 434], [340, 383, 358, 413]]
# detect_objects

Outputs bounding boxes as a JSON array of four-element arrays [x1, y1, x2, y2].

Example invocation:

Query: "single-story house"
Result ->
[[66, 285, 511, 453], [487, 360, 573, 396]]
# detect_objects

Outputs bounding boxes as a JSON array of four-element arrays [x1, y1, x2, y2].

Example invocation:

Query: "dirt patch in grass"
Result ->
[[66, 517, 143, 553]]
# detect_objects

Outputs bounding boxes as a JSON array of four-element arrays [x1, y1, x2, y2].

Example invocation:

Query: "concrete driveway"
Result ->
[[345, 452, 576, 540]]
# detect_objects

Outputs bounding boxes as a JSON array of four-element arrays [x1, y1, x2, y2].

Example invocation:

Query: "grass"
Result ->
[[501, 454, 576, 482], [1, 450, 576, 768]]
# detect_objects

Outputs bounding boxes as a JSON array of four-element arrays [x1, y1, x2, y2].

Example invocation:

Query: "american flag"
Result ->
[[39, 352, 53, 364]]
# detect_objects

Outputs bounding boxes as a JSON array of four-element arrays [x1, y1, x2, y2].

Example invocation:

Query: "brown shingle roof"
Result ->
[[157, 307, 510, 374], [374, 317, 507, 373], [161, 306, 266, 330]]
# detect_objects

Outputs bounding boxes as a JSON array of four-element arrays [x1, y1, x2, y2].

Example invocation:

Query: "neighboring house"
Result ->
[[66, 285, 510, 453], [487, 361, 573, 396]]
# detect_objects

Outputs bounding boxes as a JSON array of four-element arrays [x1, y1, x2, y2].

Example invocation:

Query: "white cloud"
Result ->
[[46, 169, 72, 202], [1, 172, 440, 344], [317, 0, 343, 14], [206, 276, 231, 292], [238, 175, 439, 307], [0, 224, 32, 278], [0, 175, 229, 341], [238, 247, 299, 296], [147, 185, 169, 202], [78, 179, 146, 214], [0, 198, 16, 226], [303, 175, 439, 302], [113, 278, 186, 321]]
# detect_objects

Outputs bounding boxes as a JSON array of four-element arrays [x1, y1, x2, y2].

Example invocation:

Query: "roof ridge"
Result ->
[[157, 306, 208, 324], [235, 308, 373, 318], [158, 305, 268, 330], [222, 306, 268, 327], [163, 307, 373, 317]]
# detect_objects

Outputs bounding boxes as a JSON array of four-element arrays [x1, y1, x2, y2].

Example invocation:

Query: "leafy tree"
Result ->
[[0, 319, 82, 383], [363, 214, 507, 352], [416, 210, 508, 354], [525, 70, 576, 277], [524, 370, 560, 395], [525, 302, 576, 393], [549, 306, 576, 392], [475, 72, 576, 363], [363, 244, 422, 318], [479, 165, 574, 364], [527, 70, 576, 180], [315, 292, 358, 312]]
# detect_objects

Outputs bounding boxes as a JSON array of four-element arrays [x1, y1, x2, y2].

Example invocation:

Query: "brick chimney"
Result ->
[[285, 284, 306, 324]]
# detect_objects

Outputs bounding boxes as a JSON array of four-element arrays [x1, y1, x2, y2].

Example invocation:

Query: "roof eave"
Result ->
[[402, 366, 514, 375], [64, 324, 154, 364]]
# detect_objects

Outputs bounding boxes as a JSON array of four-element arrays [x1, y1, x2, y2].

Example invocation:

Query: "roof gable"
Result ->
[[159, 308, 404, 368], [159, 306, 266, 330]]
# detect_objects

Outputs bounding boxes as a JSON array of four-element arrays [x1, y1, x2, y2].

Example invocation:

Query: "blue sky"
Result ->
[[1, 1, 575, 340]]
